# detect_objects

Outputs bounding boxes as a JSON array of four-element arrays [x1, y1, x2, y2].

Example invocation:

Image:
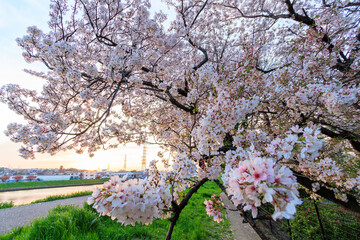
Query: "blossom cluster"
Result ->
[[171, 152, 198, 179], [300, 157, 360, 194], [88, 175, 172, 226], [265, 124, 324, 162], [204, 195, 226, 223], [267, 124, 360, 194], [193, 88, 259, 155], [197, 155, 223, 180], [287, 83, 359, 116], [224, 155, 302, 220]]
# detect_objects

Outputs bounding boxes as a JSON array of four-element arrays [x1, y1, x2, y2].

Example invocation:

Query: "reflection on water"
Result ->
[[0, 185, 102, 205]]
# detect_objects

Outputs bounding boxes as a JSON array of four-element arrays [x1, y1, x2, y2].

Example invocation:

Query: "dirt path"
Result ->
[[0, 196, 89, 235]]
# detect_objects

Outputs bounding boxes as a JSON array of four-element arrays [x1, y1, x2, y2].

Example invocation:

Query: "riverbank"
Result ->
[[0, 179, 108, 192], [0, 184, 100, 205]]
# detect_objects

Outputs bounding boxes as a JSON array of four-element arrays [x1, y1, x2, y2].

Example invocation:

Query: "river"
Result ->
[[0, 185, 102, 205]]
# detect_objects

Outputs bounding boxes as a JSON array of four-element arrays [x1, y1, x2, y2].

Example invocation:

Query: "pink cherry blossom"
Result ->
[[0, 0, 359, 234]]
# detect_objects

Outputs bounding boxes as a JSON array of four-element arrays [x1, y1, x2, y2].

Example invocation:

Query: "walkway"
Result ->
[[0, 196, 88, 234], [221, 193, 262, 240]]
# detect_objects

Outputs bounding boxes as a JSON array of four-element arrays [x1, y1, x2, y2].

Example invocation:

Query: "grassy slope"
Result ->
[[0, 179, 108, 189], [289, 200, 360, 240], [30, 191, 92, 204], [0, 181, 233, 240], [0, 202, 13, 209]]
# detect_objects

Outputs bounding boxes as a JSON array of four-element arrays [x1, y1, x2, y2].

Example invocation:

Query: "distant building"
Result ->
[[83, 171, 97, 179], [69, 172, 81, 180], [113, 170, 148, 179], [98, 170, 114, 178]]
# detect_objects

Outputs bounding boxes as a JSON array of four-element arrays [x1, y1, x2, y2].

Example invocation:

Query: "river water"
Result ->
[[0, 185, 102, 205]]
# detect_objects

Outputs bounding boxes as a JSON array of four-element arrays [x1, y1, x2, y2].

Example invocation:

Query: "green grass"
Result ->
[[0, 181, 233, 240], [0, 179, 108, 190], [257, 191, 360, 240], [0, 202, 14, 209], [30, 191, 92, 204], [288, 200, 360, 240]]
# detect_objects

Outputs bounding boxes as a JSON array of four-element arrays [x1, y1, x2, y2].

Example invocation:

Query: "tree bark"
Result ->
[[165, 178, 208, 240], [293, 170, 360, 219]]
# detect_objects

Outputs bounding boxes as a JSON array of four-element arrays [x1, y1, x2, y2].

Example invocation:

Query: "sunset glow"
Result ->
[[0, 0, 166, 171]]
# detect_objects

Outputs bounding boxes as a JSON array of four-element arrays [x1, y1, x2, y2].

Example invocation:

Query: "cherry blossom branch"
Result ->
[[165, 90, 194, 114], [216, 142, 360, 217], [213, 179, 267, 239], [323, 1, 360, 8], [225, 0, 357, 74], [293, 170, 360, 219], [320, 126, 360, 152], [178, 2, 209, 72], [166, 178, 208, 240], [4, 0, 360, 230]]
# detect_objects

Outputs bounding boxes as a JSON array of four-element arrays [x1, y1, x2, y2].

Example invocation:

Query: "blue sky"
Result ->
[[0, 0, 167, 170]]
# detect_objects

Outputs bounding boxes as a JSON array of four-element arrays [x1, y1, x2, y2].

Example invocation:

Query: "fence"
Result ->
[[239, 195, 360, 240]]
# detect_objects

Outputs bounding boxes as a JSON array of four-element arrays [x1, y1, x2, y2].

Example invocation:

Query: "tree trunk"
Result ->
[[165, 178, 208, 240]]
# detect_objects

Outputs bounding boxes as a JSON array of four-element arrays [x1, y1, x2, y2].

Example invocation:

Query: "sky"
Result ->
[[0, 0, 171, 171]]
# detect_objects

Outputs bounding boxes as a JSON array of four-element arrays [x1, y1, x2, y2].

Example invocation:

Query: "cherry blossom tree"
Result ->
[[26, 175, 37, 181], [1, 0, 359, 239], [0, 176, 10, 183], [12, 176, 24, 182]]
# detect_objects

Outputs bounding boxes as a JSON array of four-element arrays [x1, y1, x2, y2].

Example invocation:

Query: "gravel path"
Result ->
[[0, 196, 89, 235]]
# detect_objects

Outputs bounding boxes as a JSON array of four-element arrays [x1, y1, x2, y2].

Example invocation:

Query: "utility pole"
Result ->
[[124, 154, 127, 171], [141, 144, 147, 170]]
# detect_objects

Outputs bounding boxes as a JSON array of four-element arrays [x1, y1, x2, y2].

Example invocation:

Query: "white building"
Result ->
[[69, 173, 80, 179], [82, 171, 97, 179]]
